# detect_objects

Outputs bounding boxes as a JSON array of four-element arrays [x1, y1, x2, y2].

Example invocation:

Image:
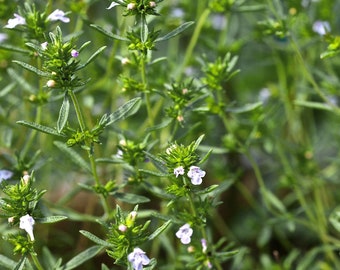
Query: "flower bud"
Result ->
[[118, 224, 127, 232], [47, 79, 56, 88], [71, 49, 79, 58], [149, 1, 156, 7], [127, 3, 135, 10]]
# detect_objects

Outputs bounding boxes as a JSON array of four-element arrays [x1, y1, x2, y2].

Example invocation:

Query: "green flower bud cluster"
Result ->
[[0, 174, 45, 223], [165, 80, 198, 122], [159, 138, 201, 175], [106, 205, 150, 265], [117, 138, 147, 166], [201, 53, 239, 92], [38, 27, 82, 90]]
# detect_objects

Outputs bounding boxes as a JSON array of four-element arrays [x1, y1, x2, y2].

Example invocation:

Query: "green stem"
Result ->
[[177, 8, 211, 80], [68, 90, 111, 217], [31, 252, 44, 270]]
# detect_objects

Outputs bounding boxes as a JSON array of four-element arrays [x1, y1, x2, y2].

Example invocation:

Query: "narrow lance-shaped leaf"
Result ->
[[155, 21, 195, 42], [0, 254, 16, 269], [17, 120, 66, 137], [90, 24, 129, 41], [148, 220, 172, 240], [36, 215, 68, 223], [61, 245, 104, 270], [12, 60, 50, 77], [76, 46, 107, 70], [79, 230, 112, 247], [57, 93, 70, 133], [99, 97, 141, 127], [54, 141, 91, 172], [140, 15, 148, 43], [14, 256, 28, 270]]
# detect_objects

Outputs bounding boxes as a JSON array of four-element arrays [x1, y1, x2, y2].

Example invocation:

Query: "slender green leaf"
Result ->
[[36, 215, 68, 223], [148, 220, 172, 240], [139, 169, 169, 177], [0, 254, 16, 269], [192, 134, 205, 151], [54, 141, 91, 172], [0, 44, 30, 53], [14, 256, 27, 270], [0, 82, 15, 97], [79, 230, 112, 247], [226, 102, 262, 113], [16, 120, 66, 137], [76, 46, 107, 70], [7, 68, 35, 94], [155, 21, 195, 42], [61, 245, 104, 270], [261, 189, 286, 214], [57, 93, 70, 133], [12, 60, 50, 77], [145, 118, 173, 132], [100, 97, 142, 127], [112, 192, 150, 204], [294, 100, 333, 111], [141, 15, 148, 43], [329, 207, 340, 232], [90, 24, 129, 41]]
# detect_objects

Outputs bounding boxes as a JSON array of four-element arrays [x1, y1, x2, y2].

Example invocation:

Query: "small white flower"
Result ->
[[19, 214, 35, 241], [121, 57, 130, 65], [41, 42, 48, 50], [312, 20, 330, 36], [176, 223, 193, 244], [187, 166, 206, 185], [22, 174, 30, 185], [128, 247, 151, 270], [107, 2, 120, 9], [0, 170, 13, 182], [149, 1, 156, 7], [47, 9, 70, 23], [71, 49, 79, 58], [4, 13, 26, 29], [174, 166, 185, 178]]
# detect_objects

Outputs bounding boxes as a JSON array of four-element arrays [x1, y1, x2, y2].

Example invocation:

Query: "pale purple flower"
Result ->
[[0, 170, 13, 182], [0, 33, 8, 43], [201, 238, 208, 253], [47, 9, 70, 23], [127, 247, 151, 270], [176, 223, 193, 244], [19, 214, 35, 241], [71, 49, 79, 58], [174, 166, 185, 178], [187, 166, 206, 185], [4, 14, 26, 29], [312, 20, 330, 36]]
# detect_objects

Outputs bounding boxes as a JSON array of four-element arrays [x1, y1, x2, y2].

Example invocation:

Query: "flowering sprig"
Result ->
[[106, 205, 151, 265], [4, 3, 70, 41], [128, 247, 151, 270], [176, 223, 193, 244], [107, 0, 161, 17], [0, 173, 45, 222]]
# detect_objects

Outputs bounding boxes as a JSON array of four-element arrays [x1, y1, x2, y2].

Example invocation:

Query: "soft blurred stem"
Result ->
[[177, 8, 211, 80], [31, 252, 44, 270], [21, 58, 43, 159], [68, 89, 110, 217], [185, 184, 223, 270]]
